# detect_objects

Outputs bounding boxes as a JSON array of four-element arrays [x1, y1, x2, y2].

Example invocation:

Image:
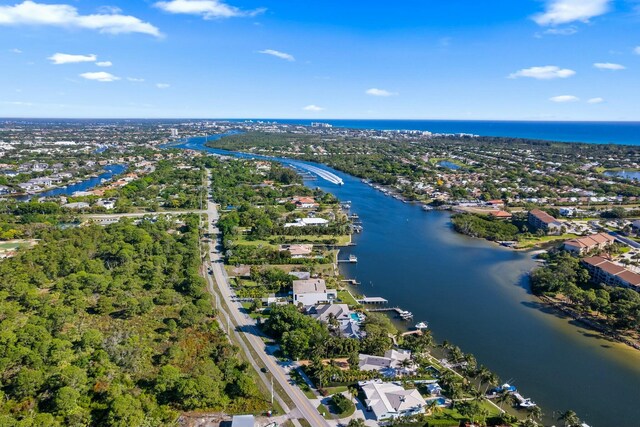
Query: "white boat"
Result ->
[[519, 399, 537, 408], [422, 205, 433, 211], [348, 254, 358, 263], [415, 321, 429, 329], [399, 310, 413, 319]]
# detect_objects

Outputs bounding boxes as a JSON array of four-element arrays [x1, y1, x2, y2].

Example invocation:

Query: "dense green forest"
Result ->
[[0, 217, 266, 426], [451, 213, 521, 241]]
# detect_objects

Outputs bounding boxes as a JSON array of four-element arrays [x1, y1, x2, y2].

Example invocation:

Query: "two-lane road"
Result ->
[[203, 175, 330, 427]]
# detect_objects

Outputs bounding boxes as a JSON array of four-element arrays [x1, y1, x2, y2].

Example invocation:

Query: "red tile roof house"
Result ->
[[528, 209, 563, 234], [582, 256, 640, 291], [563, 233, 616, 255], [292, 196, 319, 209], [488, 210, 513, 220]]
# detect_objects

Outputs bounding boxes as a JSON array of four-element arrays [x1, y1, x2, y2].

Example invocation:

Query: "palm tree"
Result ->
[[558, 410, 581, 427], [520, 419, 539, 427], [528, 405, 543, 421], [496, 391, 514, 410], [347, 385, 359, 405], [347, 418, 365, 427]]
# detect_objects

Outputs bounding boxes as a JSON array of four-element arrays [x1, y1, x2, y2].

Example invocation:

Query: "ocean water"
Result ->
[[245, 119, 640, 146]]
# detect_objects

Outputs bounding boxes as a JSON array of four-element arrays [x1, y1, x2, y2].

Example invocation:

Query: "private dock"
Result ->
[[341, 279, 361, 285], [357, 296, 388, 304]]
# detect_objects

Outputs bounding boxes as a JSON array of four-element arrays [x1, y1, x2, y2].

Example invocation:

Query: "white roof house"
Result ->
[[292, 278, 337, 306], [359, 349, 414, 377], [359, 380, 427, 421]]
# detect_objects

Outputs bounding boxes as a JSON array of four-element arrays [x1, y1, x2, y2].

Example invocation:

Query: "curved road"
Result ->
[[203, 173, 331, 427]]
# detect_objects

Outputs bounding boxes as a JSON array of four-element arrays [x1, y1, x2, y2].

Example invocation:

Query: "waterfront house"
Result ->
[[292, 196, 319, 209], [425, 383, 443, 396], [359, 349, 415, 377], [563, 233, 616, 255], [528, 209, 563, 234], [279, 244, 314, 258], [582, 256, 640, 291], [307, 303, 362, 339], [359, 379, 426, 421], [293, 278, 337, 306]]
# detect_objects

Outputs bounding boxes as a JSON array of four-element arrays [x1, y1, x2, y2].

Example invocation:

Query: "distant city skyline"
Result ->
[[1, 0, 640, 120]]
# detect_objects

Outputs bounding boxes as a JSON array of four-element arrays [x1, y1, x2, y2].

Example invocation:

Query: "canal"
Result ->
[[177, 135, 640, 427]]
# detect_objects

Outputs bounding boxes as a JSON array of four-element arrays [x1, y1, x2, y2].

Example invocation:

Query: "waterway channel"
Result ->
[[176, 135, 640, 427]]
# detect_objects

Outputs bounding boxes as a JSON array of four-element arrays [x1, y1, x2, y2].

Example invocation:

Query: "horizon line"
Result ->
[[2, 117, 640, 123]]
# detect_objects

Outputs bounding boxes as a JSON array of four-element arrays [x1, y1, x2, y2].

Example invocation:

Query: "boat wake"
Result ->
[[288, 161, 344, 185]]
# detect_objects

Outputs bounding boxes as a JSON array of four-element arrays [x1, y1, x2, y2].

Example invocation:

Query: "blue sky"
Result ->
[[1, 0, 640, 120]]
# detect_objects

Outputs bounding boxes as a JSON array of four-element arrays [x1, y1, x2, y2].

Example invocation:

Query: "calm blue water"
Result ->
[[177, 134, 640, 427], [21, 164, 127, 200], [239, 119, 640, 146]]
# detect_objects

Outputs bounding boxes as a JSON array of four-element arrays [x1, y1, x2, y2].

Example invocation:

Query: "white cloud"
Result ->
[[365, 88, 398, 97], [550, 95, 580, 103], [96, 61, 112, 67], [156, 83, 170, 89], [593, 62, 625, 70], [533, 0, 611, 26], [303, 104, 324, 111], [634, 46, 640, 55], [509, 65, 575, 80], [0, 1, 161, 37], [258, 49, 295, 61], [48, 52, 96, 64], [79, 71, 120, 82], [155, 0, 264, 19], [587, 97, 604, 104], [10, 48, 22, 53], [127, 77, 145, 82]]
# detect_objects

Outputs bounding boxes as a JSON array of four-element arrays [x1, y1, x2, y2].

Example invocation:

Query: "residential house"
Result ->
[[307, 303, 362, 339], [425, 383, 443, 396], [292, 196, 319, 209], [359, 379, 427, 421], [292, 279, 337, 306], [62, 202, 90, 210], [488, 210, 512, 220], [358, 349, 415, 377], [563, 233, 616, 255], [528, 209, 563, 234], [280, 244, 314, 258]]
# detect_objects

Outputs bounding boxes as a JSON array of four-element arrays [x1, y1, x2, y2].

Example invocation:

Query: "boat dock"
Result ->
[[357, 297, 388, 304], [366, 306, 413, 318], [341, 279, 361, 285]]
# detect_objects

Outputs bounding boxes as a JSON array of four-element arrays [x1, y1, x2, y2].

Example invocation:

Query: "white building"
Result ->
[[359, 379, 427, 421], [292, 278, 336, 306]]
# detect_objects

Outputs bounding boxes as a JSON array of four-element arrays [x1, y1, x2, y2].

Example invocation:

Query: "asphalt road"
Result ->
[[203, 174, 330, 427]]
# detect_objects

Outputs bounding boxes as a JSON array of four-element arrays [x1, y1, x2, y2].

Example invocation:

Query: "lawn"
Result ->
[[337, 290, 361, 308], [290, 369, 317, 400], [316, 403, 332, 420], [515, 233, 579, 249]]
